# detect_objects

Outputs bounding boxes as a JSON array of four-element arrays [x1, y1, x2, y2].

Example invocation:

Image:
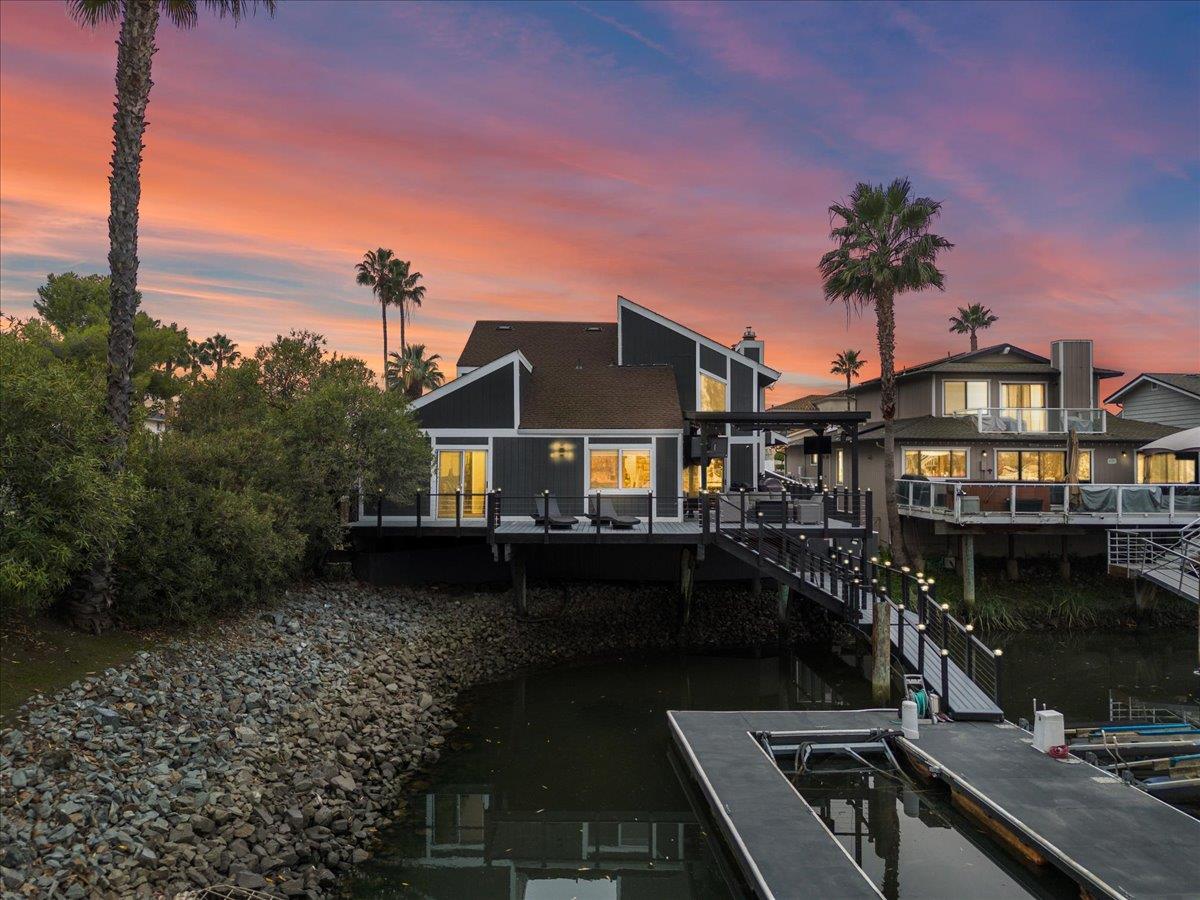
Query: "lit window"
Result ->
[[995, 450, 1092, 482], [1001, 383, 1045, 408], [700, 373, 726, 412], [590, 448, 651, 490], [684, 458, 724, 493], [1137, 453, 1197, 484], [943, 380, 989, 415], [903, 449, 967, 478]]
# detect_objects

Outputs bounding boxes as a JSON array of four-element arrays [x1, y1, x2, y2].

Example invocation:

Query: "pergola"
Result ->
[[685, 410, 871, 493]]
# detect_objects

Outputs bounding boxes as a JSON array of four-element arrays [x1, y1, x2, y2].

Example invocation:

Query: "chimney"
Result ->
[[734, 324, 764, 364], [1051, 340, 1095, 409]]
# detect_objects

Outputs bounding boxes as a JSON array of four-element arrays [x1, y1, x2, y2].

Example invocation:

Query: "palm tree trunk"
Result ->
[[381, 301, 389, 388], [70, 0, 160, 634], [970, 330, 978, 351], [398, 304, 406, 357], [875, 290, 910, 566], [845, 372, 851, 411]]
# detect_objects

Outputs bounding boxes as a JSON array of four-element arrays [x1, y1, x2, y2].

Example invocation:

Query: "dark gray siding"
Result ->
[[731, 358, 755, 435], [493, 437, 584, 516], [433, 436, 488, 445], [699, 345, 727, 378], [620, 306, 696, 412], [1053, 340, 1094, 408], [742, 346, 761, 363], [518, 364, 530, 420], [656, 436, 679, 517], [730, 443, 755, 488], [417, 365, 514, 429]]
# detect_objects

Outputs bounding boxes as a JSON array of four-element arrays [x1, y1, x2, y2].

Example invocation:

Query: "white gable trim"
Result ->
[[409, 350, 532, 411], [618, 295, 782, 381]]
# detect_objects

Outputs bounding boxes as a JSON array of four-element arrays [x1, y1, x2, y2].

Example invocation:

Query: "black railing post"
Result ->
[[756, 512, 764, 568], [917, 623, 926, 674], [901, 567, 910, 614], [715, 494, 722, 535], [648, 490, 654, 535], [595, 490, 602, 541], [864, 487, 873, 532], [455, 489, 462, 537], [939, 602, 950, 651], [965, 624, 975, 679], [416, 490, 422, 533], [740, 488, 747, 527], [993, 648, 1004, 703], [702, 496, 710, 542], [376, 488, 383, 539], [941, 649, 950, 707], [543, 489, 550, 541], [896, 594, 905, 659], [486, 491, 493, 542]]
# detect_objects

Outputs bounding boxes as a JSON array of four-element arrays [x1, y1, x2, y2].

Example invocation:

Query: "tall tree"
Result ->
[[390, 259, 426, 356], [355, 248, 400, 384], [819, 178, 953, 569], [830, 349, 866, 409], [203, 333, 241, 371], [386, 343, 445, 400], [948, 302, 998, 351], [66, 0, 275, 632]]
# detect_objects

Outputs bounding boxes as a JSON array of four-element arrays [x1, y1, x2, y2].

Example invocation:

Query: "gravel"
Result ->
[[0, 580, 787, 898]]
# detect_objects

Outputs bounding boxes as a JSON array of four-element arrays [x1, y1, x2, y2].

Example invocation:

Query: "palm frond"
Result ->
[[67, 0, 121, 26]]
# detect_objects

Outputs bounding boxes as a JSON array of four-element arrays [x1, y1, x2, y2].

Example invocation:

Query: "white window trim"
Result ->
[[992, 447, 1094, 483], [940, 378, 990, 416], [586, 444, 655, 493], [901, 447, 972, 480], [432, 446, 491, 519]]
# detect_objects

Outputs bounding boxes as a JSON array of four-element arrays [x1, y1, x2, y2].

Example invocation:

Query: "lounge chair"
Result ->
[[586, 495, 640, 529], [532, 494, 578, 529]]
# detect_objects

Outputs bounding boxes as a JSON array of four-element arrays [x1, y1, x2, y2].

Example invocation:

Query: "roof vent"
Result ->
[[496, 324, 513, 331], [585, 325, 602, 332]]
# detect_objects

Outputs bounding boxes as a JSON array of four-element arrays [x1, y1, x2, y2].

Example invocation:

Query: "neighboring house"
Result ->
[[827, 340, 1196, 566], [386, 296, 781, 521], [1106, 373, 1200, 430], [144, 408, 167, 435]]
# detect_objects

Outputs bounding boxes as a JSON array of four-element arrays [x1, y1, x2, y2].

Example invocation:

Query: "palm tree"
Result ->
[[391, 260, 426, 355], [66, 0, 274, 632], [948, 302, 998, 351], [186, 338, 211, 375], [203, 333, 240, 371], [819, 178, 953, 568], [386, 344, 445, 400], [830, 349, 866, 409], [356, 248, 402, 383]]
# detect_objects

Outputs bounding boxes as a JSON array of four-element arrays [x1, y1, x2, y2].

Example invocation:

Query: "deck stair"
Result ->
[[1108, 517, 1200, 603], [711, 495, 1004, 721]]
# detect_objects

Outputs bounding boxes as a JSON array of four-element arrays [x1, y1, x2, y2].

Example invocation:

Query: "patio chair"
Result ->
[[531, 494, 578, 529], [586, 495, 640, 529]]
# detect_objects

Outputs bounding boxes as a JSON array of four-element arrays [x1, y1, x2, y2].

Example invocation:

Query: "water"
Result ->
[[350, 629, 1198, 899]]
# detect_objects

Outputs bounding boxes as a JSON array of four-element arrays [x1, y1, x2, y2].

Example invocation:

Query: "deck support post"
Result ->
[[1058, 535, 1071, 583], [961, 533, 976, 610], [871, 599, 891, 704], [1006, 534, 1020, 580], [679, 547, 696, 627], [777, 551, 790, 624], [510, 553, 528, 617]]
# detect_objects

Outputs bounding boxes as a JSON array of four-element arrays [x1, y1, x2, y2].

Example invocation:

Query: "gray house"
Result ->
[[400, 296, 781, 521], [1106, 373, 1200, 430]]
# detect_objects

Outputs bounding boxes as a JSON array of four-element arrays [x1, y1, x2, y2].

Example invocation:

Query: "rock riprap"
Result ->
[[0, 581, 782, 898]]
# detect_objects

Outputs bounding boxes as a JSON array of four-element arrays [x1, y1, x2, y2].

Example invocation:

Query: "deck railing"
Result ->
[[897, 480, 1200, 523], [958, 407, 1106, 434]]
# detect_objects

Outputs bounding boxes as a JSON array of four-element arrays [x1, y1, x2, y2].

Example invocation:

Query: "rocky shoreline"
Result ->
[[0, 581, 788, 898]]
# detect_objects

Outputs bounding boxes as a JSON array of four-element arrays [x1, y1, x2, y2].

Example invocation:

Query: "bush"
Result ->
[[0, 325, 132, 616], [114, 429, 302, 625]]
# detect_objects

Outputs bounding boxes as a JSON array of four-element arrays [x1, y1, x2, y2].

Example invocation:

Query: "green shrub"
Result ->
[[0, 325, 132, 615], [114, 429, 302, 625]]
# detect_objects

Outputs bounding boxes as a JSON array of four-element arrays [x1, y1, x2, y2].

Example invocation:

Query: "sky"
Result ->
[[1, 0, 1198, 399]]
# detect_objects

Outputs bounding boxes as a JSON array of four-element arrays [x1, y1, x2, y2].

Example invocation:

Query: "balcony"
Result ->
[[957, 407, 1106, 434], [897, 480, 1200, 526]]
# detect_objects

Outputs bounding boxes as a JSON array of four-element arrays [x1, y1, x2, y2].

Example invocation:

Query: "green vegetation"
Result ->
[[2, 276, 431, 628], [948, 301, 999, 351]]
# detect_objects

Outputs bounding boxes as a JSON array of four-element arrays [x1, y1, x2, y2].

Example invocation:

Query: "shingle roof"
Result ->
[[854, 414, 1179, 444], [770, 393, 828, 412], [458, 320, 617, 369], [520, 365, 682, 430], [1106, 372, 1200, 404]]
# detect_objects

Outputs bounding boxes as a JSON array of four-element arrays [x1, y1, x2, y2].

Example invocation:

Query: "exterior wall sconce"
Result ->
[[549, 440, 575, 462]]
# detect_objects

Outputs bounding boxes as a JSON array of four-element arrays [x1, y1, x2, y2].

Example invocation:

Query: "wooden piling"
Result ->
[[871, 599, 890, 704]]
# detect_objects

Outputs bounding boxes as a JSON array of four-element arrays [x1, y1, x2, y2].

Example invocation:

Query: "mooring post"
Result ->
[[511, 552, 528, 617], [962, 533, 977, 610], [872, 596, 891, 705], [679, 547, 696, 627]]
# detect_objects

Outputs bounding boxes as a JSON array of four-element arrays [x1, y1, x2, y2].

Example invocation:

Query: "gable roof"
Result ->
[[410, 350, 532, 412], [521, 365, 683, 430], [769, 393, 829, 412], [853, 414, 1178, 444], [458, 320, 617, 369], [1106, 373, 1200, 405], [848, 342, 1122, 392]]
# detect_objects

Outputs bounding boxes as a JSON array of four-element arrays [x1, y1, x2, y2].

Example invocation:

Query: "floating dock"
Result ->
[[668, 709, 1200, 900]]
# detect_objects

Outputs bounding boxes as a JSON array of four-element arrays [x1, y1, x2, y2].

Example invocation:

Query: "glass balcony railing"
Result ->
[[896, 481, 1200, 522], [957, 407, 1106, 434]]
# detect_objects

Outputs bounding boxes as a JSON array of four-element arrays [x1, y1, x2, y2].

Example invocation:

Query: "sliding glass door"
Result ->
[[436, 449, 488, 518]]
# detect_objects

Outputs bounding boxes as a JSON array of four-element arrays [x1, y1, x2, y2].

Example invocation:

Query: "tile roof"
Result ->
[[458, 320, 617, 369], [520, 365, 682, 430], [853, 414, 1179, 444]]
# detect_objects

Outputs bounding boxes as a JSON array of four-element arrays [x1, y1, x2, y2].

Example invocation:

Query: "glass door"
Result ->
[[436, 450, 488, 519]]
